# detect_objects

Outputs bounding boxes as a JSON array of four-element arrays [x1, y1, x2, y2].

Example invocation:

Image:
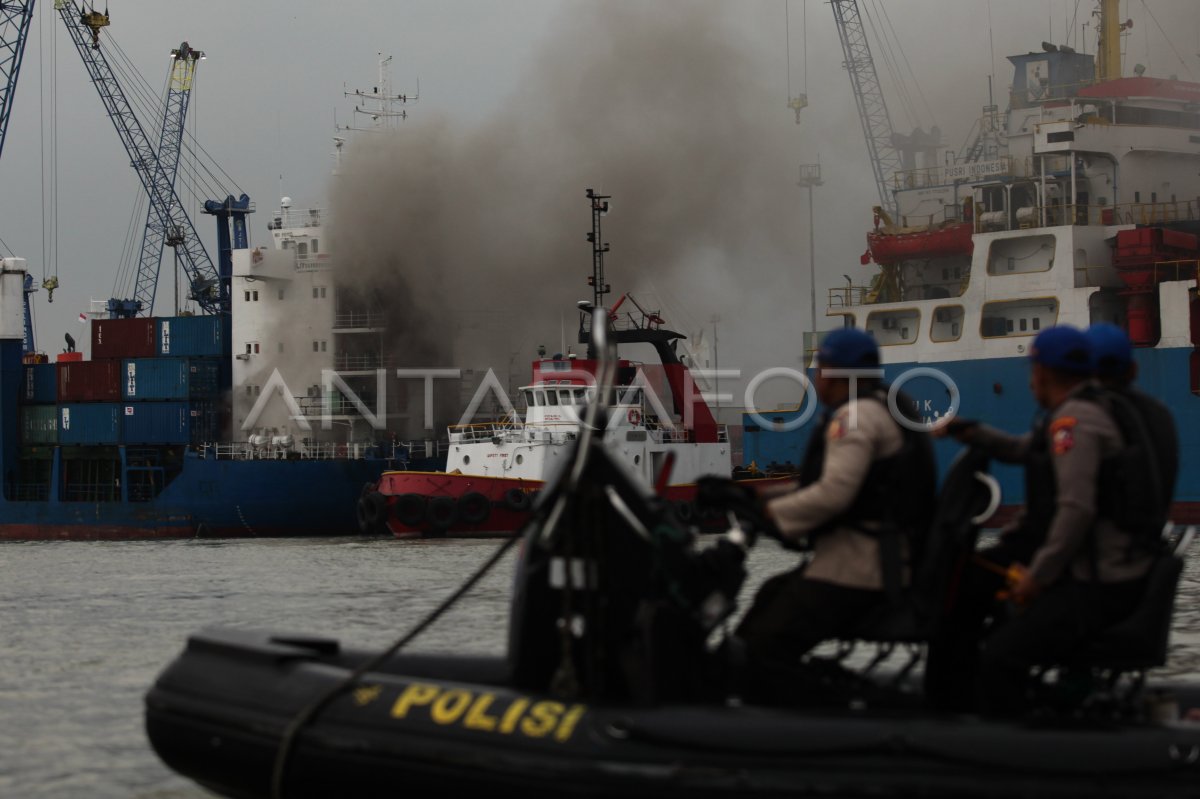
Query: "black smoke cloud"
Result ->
[[330, 1, 806, 380]]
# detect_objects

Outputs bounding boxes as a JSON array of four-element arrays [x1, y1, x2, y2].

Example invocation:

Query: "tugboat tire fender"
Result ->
[[458, 492, 491, 525], [362, 492, 387, 527], [674, 499, 696, 523], [393, 493, 427, 527], [427, 496, 460, 529], [503, 488, 532, 512]]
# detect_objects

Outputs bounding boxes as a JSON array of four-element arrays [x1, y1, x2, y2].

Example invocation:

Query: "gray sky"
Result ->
[[1, 0, 1197, 381]]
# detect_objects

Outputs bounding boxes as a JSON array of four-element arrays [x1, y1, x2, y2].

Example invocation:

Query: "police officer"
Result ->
[[734, 327, 936, 703], [1087, 322, 1178, 511], [931, 326, 1157, 715]]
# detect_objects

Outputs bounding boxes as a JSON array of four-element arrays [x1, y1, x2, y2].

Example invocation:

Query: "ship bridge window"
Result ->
[[980, 298, 1059, 339], [618, 387, 643, 406], [988, 235, 1055, 275], [311, 239, 319, 254], [524, 390, 535, 407], [865, 308, 920, 346], [573, 388, 586, 403], [297, 243, 308, 258], [930, 305, 965, 342], [546, 390, 559, 406], [533, 390, 545, 406]]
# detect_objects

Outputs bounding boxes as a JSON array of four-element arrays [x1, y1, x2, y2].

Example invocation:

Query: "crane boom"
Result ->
[[128, 41, 203, 317], [829, 0, 901, 216], [0, 1, 35, 164], [55, 0, 226, 316]]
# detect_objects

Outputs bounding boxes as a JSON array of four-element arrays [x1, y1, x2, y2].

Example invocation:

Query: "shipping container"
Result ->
[[57, 360, 122, 402], [21, 363, 57, 404], [58, 403, 122, 445], [20, 405, 57, 444], [157, 315, 228, 358], [121, 400, 219, 445], [122, 358, 220, 401], [92, 317, 156, 359]]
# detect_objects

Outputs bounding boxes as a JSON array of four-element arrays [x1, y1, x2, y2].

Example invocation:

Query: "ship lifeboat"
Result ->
[[866, 221, 974, 266]]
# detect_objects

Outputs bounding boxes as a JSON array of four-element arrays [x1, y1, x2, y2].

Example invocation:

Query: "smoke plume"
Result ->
[[330, 1, 805, 381]]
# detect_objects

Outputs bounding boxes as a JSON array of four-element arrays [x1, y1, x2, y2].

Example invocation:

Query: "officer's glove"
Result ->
[[696, 476, 757, 511]]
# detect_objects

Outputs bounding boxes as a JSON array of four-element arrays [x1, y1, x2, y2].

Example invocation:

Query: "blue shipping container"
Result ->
[[122, 358, 219, 401], [21, 363, 57, 404], [59, 404, 122, 445], [157, 315, 227, 358], [122, 401, 218, 445]]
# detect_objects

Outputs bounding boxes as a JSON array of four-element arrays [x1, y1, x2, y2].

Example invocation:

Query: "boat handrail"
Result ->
[[974, 199, 1200, 234]]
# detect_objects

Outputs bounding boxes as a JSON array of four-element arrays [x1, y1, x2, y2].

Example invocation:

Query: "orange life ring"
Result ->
[[627, 408, 641, 426]]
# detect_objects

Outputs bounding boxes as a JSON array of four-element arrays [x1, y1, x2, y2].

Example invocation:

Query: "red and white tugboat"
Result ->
[[361, 190, 770, 538]]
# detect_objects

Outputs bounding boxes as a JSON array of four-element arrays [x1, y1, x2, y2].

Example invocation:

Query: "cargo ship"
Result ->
[[0, 199, 438, 540], [744, 2, 1200, 523]]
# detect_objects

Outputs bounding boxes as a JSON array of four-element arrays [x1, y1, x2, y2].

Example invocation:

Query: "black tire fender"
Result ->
[[393, 493, 427, 527], [458, 492, 491, 525], [427, 495, 460, 529], [503, 487, 532, 512]]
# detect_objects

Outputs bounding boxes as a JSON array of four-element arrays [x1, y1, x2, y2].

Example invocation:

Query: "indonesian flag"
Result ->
[[78, 313, 87, 323]]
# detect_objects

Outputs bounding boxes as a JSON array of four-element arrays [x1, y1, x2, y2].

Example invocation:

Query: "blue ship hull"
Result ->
[[0, 450, 401, 540], [743, 346, 1199, 523]]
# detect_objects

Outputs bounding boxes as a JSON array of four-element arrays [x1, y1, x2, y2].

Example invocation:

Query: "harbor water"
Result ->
[[2, 536, 1197, 798]]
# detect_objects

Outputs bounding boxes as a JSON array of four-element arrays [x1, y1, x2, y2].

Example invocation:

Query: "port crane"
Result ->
[[114, 40, 205, 319], [0, 2, 40, 353], [828, 0, 902, 217], [55, 0, 226, 317]]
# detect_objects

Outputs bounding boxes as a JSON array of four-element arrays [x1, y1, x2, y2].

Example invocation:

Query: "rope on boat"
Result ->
[[268, 532, 520, 799]]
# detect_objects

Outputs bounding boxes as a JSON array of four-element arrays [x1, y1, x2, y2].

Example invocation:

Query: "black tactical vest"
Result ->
[[1020, 384, 1172, 555], [799, 389, 937, 542]]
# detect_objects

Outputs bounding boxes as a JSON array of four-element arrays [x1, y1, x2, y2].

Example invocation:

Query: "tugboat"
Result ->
[[360, 191, 776, 539], [145, 308, 1200, 799]]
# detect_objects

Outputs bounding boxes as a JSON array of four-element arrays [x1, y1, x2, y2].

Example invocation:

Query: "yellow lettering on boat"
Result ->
[[464, 693, 499, 731], [520, 701, 564, 737], [499, 697, 529, 734], [390, 683, 440, 718], [554, 704, 587, 742], [431, 689, 473, 724]]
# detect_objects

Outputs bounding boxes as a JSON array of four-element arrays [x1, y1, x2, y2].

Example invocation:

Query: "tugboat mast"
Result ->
[[584, 188, 611, 358]]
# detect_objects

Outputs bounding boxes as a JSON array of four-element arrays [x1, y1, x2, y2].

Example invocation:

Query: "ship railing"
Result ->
[[974, 199, 1200, 234], [333, 311, 387, 329], [448, 419, 526, 443], [829, 285, 871, 309], [198, 440, 400, 461], [648, 424, 729, 444], [267, 206, 323, 231], [62, 483, 120, 502], [333, 353, 398, 370], [8, 483, 49, 501]]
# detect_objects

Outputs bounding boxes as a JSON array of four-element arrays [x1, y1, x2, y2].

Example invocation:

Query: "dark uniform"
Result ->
[[927, 326, 1165, 715], [734, 328, 936, 704]]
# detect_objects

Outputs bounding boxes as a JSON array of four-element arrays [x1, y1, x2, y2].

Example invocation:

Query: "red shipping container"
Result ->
[[91, 317, 156, 359], [57, 360, 123, 402]]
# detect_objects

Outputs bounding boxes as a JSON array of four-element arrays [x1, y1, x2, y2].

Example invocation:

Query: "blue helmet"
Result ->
[[1087, 322, 1134, 379], [817, 327, 879, 368], [1029, 326, 1092, 375]]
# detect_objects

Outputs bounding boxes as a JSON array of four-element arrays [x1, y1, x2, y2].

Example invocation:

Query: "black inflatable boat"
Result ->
[[146, 314, 1200, 799]]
